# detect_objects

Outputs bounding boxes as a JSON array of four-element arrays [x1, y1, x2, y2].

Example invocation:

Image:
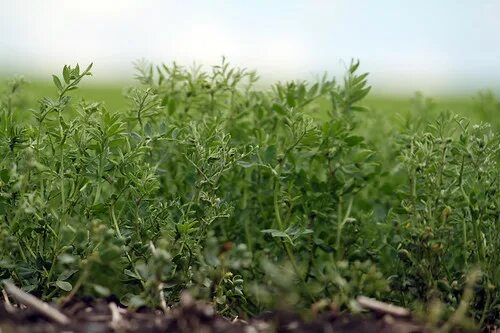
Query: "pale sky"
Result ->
[[1, 0, 500, 94]]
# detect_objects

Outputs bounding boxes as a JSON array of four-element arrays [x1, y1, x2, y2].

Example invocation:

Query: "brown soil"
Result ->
[[0, 295, 487, 333], [0, 285, 499, 333]]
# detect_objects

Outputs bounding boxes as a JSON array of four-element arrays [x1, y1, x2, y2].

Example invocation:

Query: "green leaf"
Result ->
[[55, 280, 72, 291], [345, 135, 364, 146], [349, 59, 360, 73], [353, 149, 374, 163], [160, 95, 169, 107], [0, 169, 9, 183], [128, 295, 146, 308], [124, 269, 141, 280], [272, 103, 286, 115], [263, 145, 277, 163], [52, 75, 63, 91], [57, 270, 77, 281], [286, 92, 296, 107], [168, 98, 176, 114], [261, 229, 291, 243], [350, 86, 371, 103], [22, 285, 37, 293], [353, 72, 369, 86], [176, 221, 198, 235], [93, 284, 111, 296], [350, 105, 369, 112], [62, 65, 70, 84], [83, 63, 93, 75]]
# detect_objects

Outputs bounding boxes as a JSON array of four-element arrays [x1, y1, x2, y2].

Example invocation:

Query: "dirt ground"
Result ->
[[1, 293, 489, 333]]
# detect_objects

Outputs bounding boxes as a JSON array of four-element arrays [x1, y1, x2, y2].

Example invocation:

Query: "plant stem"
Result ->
[[273, 174, 313, 301], [335, 196, 353, 261]]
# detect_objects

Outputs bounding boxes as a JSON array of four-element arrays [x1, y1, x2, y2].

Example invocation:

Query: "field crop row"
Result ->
[[0, 60, 498, 330]]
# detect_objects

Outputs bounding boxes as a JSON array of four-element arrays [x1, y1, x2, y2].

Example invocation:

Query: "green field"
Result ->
[[9, 79, 498, 127], [1, 62, 498, 331]]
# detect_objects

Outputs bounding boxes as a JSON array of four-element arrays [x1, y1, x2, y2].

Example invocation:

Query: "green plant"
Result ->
[[0, 59, 497, 329], [388, 113, 499, 325]]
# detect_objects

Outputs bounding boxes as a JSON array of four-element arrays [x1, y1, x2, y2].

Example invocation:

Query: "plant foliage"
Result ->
[[0, 60, 498, 328]]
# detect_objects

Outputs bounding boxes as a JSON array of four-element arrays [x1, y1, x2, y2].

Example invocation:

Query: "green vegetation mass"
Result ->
[[0, 60, 498, 330]]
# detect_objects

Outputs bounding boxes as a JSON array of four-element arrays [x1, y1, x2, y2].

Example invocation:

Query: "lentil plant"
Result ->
[[0, 60, 498, 329]]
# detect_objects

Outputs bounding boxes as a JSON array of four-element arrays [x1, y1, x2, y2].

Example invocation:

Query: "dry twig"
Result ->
[[109, 302, 125, 331], [2, 289, 15, 313], [356, 296, 411, 317], [3, 282, 70, 325]]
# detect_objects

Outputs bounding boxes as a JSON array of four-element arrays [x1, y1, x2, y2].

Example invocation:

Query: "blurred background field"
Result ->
[[2, 0, 500, 94], [2, 1, 499, 130], [3, 79, 497, 130]]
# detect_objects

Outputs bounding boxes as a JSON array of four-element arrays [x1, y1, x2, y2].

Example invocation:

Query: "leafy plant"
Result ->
[[0, 59, 498, 329]]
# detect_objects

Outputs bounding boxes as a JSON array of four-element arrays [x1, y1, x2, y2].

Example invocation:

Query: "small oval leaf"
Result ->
[[55, 280, 72, 291]]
